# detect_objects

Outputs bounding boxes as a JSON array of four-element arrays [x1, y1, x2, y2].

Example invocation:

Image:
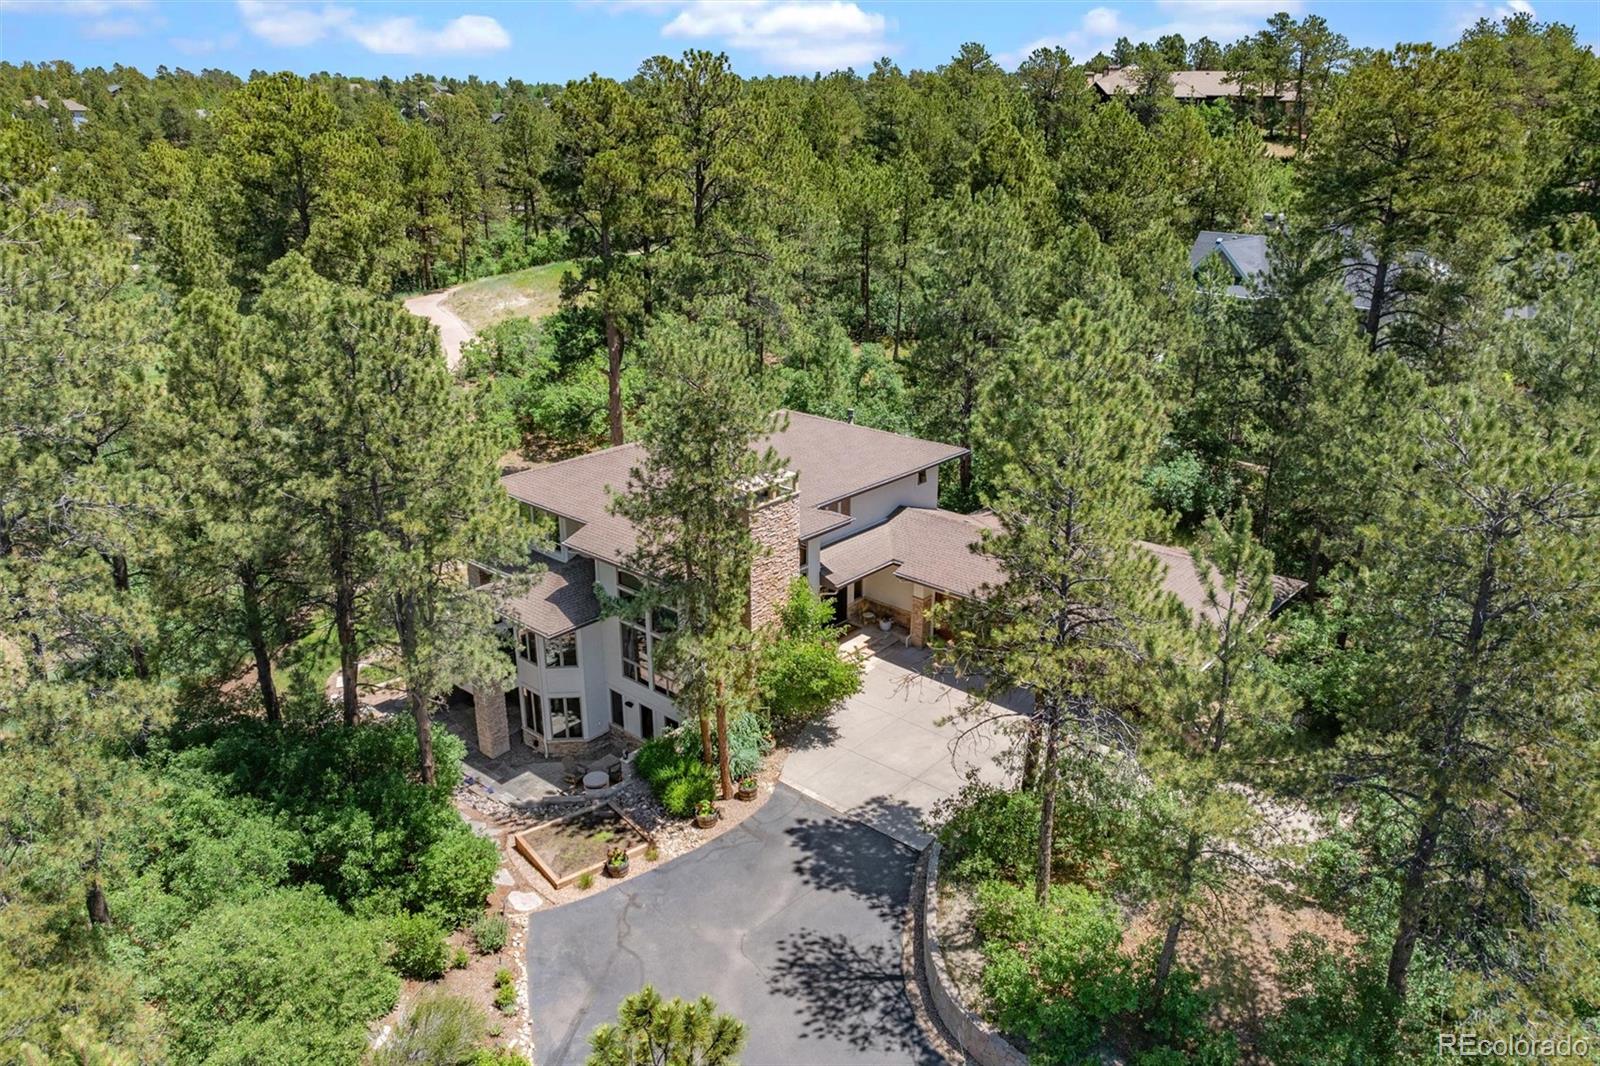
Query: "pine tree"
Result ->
[[1331, 379, 1600, 1014], [499, 96, 556, 245], [612, 317, 784, 798], [1142, 506, 1289, 1008], [938, 305, 1169, 904]]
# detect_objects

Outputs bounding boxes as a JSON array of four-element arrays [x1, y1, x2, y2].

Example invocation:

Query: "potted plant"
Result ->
[[694, 799, 719, 829], [603, 845, 630, 879], [735, 775, 758, 801]]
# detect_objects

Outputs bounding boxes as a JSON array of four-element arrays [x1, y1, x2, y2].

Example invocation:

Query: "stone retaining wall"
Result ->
[[921, 842, 1030, 1066]]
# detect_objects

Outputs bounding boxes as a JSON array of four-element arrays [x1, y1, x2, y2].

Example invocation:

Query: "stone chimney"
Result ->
[[745, 469, 799, 631]]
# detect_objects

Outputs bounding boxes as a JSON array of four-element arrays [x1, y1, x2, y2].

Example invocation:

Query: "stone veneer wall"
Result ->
[[469, 684, 511, 758], [909, 588, 932, 648], [747, 482, 799, 631], [922, 842, 1030, 1066]]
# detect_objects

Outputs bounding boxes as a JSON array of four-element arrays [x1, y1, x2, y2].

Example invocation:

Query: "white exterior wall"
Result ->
[[862, 566, 914, 612], [814, 467, 940, 552]]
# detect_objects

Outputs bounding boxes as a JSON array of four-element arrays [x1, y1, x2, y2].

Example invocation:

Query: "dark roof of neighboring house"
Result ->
[[491, 555, 601, 638], [500, 411, 968, 567], [819, 506, 1307, 622], [1190, 231, 1272, 298], [1091, 68, 1297, 101]]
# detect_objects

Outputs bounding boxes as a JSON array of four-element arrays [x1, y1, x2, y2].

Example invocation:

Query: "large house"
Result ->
[[1090, 68, 1297, 104], [463, 412, 1300, 759]]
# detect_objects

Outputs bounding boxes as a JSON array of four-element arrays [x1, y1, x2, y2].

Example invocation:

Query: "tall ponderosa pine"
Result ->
[[1332, 380, 1600, 1015], [1143, 507, 1289, 1008], [613, 317, 785, 800], [937, 306, 1169, 904], [253, 255, 522, 780]]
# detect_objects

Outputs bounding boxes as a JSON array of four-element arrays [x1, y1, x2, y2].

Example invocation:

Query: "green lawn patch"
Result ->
[[442, 260, 575, 332]]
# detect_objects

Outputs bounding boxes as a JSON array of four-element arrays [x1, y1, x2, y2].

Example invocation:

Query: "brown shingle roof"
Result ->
[[1090, 68, 1297, 101], [820, 508, 1306, 621], [499, 412, 966, 566], [490, 556, 600, 637]]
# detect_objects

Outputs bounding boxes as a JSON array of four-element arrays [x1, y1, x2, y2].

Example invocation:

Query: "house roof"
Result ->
[[1091, 68, 1296, 101], [490, 555, 601, 638], [1190, 231, 1271, 297], [819, 506, 1307, 622], [500, 411, 967, 567], [819, 507, 1004, 598]]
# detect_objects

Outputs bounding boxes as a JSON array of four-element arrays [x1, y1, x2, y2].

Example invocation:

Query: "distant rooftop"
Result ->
[[1090, 68, 1298, 101]]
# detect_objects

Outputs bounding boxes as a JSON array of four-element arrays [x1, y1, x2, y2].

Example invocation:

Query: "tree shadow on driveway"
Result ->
[[784, 797, 923, 922], [767, 929, 941, 1061]]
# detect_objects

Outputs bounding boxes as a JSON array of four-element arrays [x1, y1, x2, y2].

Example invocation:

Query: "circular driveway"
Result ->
[[526, 784, 944, 1065]]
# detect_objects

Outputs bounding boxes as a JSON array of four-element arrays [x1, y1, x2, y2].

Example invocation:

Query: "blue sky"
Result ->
[[4, 1, 1596, 82]]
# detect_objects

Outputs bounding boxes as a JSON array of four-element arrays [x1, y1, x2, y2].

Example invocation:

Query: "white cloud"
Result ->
[[236, 0, 351, 46], [653, 0, 893, 71], [997, 1, 1305, 69], [236, 1, 510, 54], [0, 0, 161, 38], [345, 12, 510, 54], [1449, 0, 1536, 35]]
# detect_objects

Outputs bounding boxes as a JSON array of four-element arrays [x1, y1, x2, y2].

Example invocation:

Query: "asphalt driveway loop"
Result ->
[[526, 785, 943, 1065], [782, 643, 1029, 848]]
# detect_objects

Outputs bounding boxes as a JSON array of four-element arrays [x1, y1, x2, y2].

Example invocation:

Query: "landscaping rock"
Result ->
[[505, 891, 543, 913]]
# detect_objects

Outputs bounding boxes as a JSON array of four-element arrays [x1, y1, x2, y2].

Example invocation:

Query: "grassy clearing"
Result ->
[[442, 259, 575, 332]]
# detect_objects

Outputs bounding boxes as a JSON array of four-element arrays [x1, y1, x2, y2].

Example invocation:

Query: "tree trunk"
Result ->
[[1364, 251, 1390, 349], [333, 546, 359, 726], [86, 879, 111, 927], [1386, 801, 1443, 1005], [1019, 704, 1043, 791], [394, 591, 436, 785], [715, 678, 734, 800], [605, 311, 624, 447], [860, 229, 873, 338], [1034, 703, 1062, 906], [1152, 831, 1202, 1008], [109, 553, 149, 679], [699, 708, 714, 766], [239, 565, 280, 725]]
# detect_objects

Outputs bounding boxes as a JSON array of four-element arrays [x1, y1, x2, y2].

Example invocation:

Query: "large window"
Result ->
[[544, 634, 578, 668], [517, 629, 535, 663], [548, 696, 582, 740], [616, 572, 678, 696], [822, 496, 852, 516]]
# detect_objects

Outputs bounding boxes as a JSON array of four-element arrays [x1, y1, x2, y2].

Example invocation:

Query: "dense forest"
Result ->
[[3, 8, 1600, 1063]]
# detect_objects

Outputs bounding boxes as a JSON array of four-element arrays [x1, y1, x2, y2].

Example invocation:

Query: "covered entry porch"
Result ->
[[816, 506, 1003, 649]]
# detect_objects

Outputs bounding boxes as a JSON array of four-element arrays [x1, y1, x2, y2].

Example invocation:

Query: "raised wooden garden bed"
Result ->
[[512, 802, 653, 890]]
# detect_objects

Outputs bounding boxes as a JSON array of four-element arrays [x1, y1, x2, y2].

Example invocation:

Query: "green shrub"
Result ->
[[451, 946, 469, 970], [472, 1051, 532, 1066], [931, 782, 1042, 883], [494, 981, 519, 1015], [634, 734, 717, 817], [494, 967, 514, 988], [975, 879, 1137, 1061], [758, 579, 863, 728], [390, 913, 449, 980], [154, 887, 397, 1063], [413, 826, 500, 927], [471, 913, 509, 955], [374, 991, 487, 1066], [576, 871, 595, 890]]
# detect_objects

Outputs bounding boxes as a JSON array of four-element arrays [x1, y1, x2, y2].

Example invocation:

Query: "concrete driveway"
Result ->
[[527, 785, 942, 1065], [402, 287, 474, 370], [781, 643, 1028, 848]]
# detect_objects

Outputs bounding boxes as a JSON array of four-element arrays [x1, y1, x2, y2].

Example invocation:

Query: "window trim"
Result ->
[[543, 633, 578, 669]]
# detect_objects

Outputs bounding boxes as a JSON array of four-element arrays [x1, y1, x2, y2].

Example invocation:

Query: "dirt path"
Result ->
[[403, 287, 474, 371]]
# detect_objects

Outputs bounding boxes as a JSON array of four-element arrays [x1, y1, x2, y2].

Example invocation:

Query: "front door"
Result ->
[[830, 588, 849, 625]]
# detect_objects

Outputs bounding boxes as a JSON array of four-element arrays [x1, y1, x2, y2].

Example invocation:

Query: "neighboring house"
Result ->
[[1090, 68, 1297, 104], [25, 95, 89, 127], [463, 411, 1303, 758], [1190, 230, 1272, 298]]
